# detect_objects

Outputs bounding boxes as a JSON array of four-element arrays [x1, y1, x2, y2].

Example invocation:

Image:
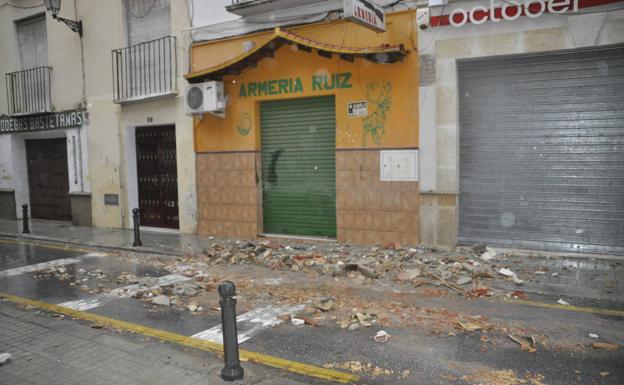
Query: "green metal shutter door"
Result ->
[[261, 96, 336, 237]]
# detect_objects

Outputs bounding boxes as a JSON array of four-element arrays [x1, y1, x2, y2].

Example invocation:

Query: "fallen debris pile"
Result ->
[[0, 352, 11, 366], [112, 273, 208, 312], [156, 241, 534, 296]]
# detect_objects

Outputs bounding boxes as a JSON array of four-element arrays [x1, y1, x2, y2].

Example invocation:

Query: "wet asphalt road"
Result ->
[[0, 238, 622, 385]]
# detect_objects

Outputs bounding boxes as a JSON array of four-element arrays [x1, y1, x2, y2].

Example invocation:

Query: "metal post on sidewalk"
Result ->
[[132, 208, 142, 247], [22, 204, 30, 234], [219, 281, 244, 382]]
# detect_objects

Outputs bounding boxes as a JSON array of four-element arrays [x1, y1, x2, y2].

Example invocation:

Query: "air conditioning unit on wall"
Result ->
[[185, 81, 226, 118]]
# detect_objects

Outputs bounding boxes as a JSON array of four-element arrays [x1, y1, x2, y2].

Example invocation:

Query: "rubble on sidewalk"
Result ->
[[124, 239, 538, 298], [323, 361, 394, 377], [0, 352, 11, 365], [508, 334, 537, 353], [151, 295, 171, 306], [116, 272, 139, 284], [591, 342, 619, 350], [373, 330, 391, 343], [112, 273, 210, 312]]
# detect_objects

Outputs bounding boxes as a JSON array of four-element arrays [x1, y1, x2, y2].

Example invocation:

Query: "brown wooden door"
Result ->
[[26, 138, 72, 220], [136, 125, 179, 229]]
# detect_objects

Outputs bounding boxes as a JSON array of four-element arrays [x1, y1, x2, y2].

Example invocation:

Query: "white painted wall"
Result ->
[[124, 125, 138, 228], [190, 0, 239, 27]]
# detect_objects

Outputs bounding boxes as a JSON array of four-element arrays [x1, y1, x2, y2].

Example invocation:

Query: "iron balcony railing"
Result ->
[[5, 66, 52, 116], [112, 35, 177, 103]]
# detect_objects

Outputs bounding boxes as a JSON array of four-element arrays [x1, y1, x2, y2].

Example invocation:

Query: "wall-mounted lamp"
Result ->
[[43, 0, 82, 36]]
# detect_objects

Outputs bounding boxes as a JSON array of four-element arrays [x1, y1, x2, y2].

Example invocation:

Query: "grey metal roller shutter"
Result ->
[[458, 44, 624, 255]]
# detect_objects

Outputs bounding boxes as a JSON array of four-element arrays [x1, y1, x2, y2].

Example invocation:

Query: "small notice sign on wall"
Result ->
[[348, 101, 368, 117]]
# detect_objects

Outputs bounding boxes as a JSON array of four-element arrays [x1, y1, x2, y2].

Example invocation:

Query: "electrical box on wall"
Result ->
[[380, 150, 418, 181]]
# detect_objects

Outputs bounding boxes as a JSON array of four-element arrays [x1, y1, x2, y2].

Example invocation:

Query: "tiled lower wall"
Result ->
[[196, 150, 419, 246], [336, 150, 419, 246], [196, 152, 260, 239]]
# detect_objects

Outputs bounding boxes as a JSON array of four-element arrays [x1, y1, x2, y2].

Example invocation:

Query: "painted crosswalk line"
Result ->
[[0, 253, 107, 278], [192, 303, 307, 344], [57, 274, 191, 311]]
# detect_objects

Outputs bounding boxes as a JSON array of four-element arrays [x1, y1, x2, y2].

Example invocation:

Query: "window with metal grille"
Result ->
[[6, 14, 51, 115], [112, 0, 175, 102]]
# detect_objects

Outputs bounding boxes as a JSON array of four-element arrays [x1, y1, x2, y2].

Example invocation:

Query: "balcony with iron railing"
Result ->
[[5, 66, 52, 116], [112, 35, 177, 104]]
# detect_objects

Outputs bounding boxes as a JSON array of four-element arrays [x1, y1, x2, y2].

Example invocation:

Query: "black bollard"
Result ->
[[132, 208, 142, 247], [22, 204, 30, 234], [219, 281, 244, 381]]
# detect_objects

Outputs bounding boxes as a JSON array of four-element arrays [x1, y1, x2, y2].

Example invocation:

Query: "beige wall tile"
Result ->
[[363, 230, 382, 245], [346, 230, 365, 245], [401, 191, 419, 212], [345, 152, 363, 171], [336, 191, 348, 210], [337, 209, 354, 230], [241, 170, 256, 188], [336, 152, 347, 171], [381, 192, 402, 211], [371, 177, 393, 192], [372, 211, 392, 231], [337, 228, 347, 243], [363, 191, 382, 211], [355, 210, 374, 231], [401, 231, 419, 246], [336, 171, 355, 191], [391, 212, 411, 232], [391, 181, 419, 192], [365, 151, 380, 172], [354, 171, 371, 191]]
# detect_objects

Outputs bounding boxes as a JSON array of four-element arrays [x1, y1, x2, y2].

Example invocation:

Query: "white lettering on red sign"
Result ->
[[449, 0, 578, 27], [344, 0, 385, 32], [355, 7, 377, 25]]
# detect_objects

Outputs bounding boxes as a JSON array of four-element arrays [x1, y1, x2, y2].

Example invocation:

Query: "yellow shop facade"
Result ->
[[187, 10, 419, 245]]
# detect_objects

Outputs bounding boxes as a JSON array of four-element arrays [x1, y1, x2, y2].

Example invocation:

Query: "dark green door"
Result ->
[[261, 96, 336, 237]]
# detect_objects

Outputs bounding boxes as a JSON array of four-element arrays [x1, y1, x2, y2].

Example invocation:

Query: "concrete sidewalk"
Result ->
[[0, 301, 319, 385], [0, 218, 211, 256]]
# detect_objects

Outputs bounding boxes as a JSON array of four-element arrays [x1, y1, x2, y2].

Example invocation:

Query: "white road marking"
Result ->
[[0, 253, 105, 278], [58, 297, 103, 311], [250, 278, 284, 286], [57, 274, 191, 311], [192, 303, 307, 344]]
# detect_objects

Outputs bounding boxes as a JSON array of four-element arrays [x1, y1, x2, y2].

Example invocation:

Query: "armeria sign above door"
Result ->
[[343, 0, 386, 32], [449, 0, 578, 27]]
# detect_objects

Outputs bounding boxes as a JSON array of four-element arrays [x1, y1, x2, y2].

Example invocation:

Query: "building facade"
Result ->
[[0, 1, 89, 224], [0, 0, 198, 233], [418, 0, 624, 254], [2, 0, 621, 254], [187, 1, 421, 244]]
